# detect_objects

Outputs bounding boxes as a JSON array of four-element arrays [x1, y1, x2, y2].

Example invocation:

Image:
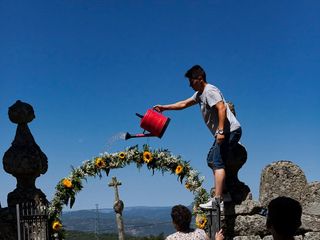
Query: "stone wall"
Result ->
[[222, 161, 320, 240]]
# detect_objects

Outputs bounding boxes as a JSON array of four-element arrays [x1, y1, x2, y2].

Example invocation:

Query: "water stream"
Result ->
[[103, 132, 127, 152]]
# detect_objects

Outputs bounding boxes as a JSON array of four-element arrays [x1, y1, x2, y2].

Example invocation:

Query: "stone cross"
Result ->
[[108, 177, 125, 240]]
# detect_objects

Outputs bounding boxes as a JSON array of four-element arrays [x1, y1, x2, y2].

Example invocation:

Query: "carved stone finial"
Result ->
[[8, 100, 35, 124], [2, 100, 48, 209]]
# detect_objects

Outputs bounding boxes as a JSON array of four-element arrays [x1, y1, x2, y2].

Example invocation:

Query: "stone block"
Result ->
[[259, 161, 308, 206], [301, 214, 320, 232], [227, 214, 267, 236], [233, 236, 261, 240], [262, 236, 272, 240], [304, 232, 320, 240], [302, 182, 320, 216]]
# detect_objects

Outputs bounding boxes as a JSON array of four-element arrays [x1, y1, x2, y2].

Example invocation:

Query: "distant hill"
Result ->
[[65, 231, 165, 240], [62, 206, 175, 237]]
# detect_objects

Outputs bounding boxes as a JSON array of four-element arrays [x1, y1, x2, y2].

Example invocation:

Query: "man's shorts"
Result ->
[[207, 127, 242, 170]]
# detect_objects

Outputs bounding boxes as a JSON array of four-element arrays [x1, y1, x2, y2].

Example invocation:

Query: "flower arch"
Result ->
[[48, 145, 210, 239]]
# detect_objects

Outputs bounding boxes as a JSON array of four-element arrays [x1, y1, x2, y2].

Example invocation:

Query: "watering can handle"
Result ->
[[152, 108, 163, 114], [135, 113, 144, 118]]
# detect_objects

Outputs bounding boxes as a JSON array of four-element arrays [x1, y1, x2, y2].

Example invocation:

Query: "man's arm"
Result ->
[[153, 97, 196, 112], [215, 101, 227, 144]]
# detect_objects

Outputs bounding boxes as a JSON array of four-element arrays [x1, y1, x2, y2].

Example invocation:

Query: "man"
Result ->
[[266, 197, 302, 240], [153, 65, 242, 211]]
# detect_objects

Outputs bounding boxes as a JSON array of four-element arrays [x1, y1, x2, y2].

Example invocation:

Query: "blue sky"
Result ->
[[1, 0, 319, 211]]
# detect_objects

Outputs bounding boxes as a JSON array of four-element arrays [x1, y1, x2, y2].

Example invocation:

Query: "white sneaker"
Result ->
[[199, 198, 215, 209], [199, 197, 220, 210], [219, 200, 224, 213]]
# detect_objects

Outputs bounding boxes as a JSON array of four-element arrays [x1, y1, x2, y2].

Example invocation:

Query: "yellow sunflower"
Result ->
[[52, 220, 62, 231], [118, 152, 126, 159], [95, 157, 106, 168], [62, 178, 73, 188], [143, 151, 153, 163], [185, 182, 191, 190], [196, 215, 207, 229], [175, 165, 183, 175]]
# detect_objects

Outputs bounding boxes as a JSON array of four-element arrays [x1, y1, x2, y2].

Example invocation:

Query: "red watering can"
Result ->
[[125, 109, 171, 140]]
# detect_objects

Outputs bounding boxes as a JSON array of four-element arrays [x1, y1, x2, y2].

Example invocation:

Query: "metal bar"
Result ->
[[16, 204, 22, 240]]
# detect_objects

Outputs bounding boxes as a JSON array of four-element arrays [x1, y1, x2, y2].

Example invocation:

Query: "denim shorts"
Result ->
[[207, 127, 242, 170]]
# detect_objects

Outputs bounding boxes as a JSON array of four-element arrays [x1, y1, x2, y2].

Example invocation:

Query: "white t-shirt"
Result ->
[[191, 83, 241, 135], [166, 228, 208, 240]]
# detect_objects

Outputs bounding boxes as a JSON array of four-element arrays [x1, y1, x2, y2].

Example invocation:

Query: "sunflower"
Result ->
[[175, 165, 183, 175], [185, 182, 191, 190], [95, 157, 106, 168], [143, 151, 153, 163], [118, 152, 126, 159], [196, 215, 207, 229], [62, 178, 73, 188], [52, 220, 62, 231]]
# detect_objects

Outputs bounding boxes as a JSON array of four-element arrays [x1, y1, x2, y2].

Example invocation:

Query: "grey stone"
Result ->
[[263, 235, 302, 240], [259, 161, 308, 207], [233, 199, 262, 215], [302, 182, 320, 216], [294, 236, 303, 240], [304, 232, 320, 240], [227, 214, 267, 236], [301, 214, 320, 231], [262, 236, 272, 240], [224, 199, 262, 216], [233, 236, 261, 240]]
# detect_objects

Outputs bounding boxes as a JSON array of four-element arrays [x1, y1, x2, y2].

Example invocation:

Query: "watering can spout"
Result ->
[[124, 132, 155, 140], [124, 132, 131, 140]]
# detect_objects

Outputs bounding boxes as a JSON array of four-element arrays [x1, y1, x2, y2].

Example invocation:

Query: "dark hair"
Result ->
[[170, 205, 192, 232], [185, 65, 206, 82], [267, 196, 302, 237]]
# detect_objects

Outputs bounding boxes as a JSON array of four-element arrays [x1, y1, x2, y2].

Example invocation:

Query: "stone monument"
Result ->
[[0, 100, 48, 240]]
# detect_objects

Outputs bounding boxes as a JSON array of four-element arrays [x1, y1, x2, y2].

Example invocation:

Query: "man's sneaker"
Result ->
[[199, 198, 215, 209], [219, 200, 224, 213], [199, 197, 220, 210]]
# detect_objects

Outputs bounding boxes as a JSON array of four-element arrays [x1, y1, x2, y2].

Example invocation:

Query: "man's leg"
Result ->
[[213, 168, 225, 198], [199, 141, 225, 210]]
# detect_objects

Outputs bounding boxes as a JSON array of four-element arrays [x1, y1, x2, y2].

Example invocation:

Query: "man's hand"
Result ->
[[153, 105, 165, 112], [216, 133, 225, 145]]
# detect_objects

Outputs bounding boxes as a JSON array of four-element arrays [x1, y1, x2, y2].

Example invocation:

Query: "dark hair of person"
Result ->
[[170, 205, 192, 232], [185, 65, 207, 82], [267, 196, 302, 237]]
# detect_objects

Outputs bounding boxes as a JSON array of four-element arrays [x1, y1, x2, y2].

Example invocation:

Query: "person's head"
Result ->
[[266, 196, 302, 239], [185, 65, 207, 92], [170, 204, 192, 232]]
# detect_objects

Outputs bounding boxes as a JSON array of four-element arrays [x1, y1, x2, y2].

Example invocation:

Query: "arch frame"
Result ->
[[48, 145, 210, 239]]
